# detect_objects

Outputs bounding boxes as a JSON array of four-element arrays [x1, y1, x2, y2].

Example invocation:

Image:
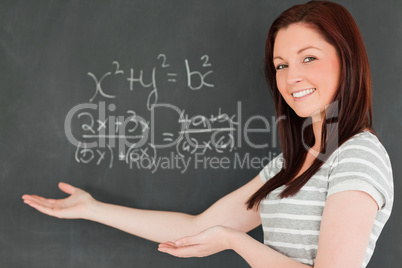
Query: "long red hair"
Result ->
[[247, 0, 375, 209]]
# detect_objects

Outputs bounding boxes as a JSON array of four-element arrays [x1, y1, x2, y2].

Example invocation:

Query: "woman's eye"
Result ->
[[303, 56, 316, 63], [276, 64, 287, 70]]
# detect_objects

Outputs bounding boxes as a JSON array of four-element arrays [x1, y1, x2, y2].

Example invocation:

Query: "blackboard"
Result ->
[[1, 0, 401, 267]]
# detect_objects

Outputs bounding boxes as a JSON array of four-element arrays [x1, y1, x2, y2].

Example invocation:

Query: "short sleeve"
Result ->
[[327, 135, 393, 210], [259, 153, 283, 183]]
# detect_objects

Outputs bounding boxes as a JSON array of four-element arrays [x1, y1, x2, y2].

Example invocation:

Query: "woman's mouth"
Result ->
[[292, 88, 316, 101]]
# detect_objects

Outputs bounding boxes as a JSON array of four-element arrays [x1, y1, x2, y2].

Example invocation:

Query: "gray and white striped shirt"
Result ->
[[259, 131, 394, 267]]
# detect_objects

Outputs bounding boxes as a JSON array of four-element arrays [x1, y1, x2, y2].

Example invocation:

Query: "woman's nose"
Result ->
[[286, 66, 303, 85]]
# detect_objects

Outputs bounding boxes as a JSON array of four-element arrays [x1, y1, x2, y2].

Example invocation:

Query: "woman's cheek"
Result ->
[[314, 63, 339, 101], [276, 73, 287, 95]]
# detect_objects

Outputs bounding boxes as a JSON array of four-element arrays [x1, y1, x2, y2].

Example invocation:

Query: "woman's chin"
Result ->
[[295, 108, 324, 120]]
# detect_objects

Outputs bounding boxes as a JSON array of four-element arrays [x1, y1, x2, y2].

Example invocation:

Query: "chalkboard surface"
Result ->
[[1, 1, 401, 267]]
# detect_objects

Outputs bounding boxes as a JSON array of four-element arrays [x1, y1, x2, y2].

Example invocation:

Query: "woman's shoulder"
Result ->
[[323, 130, 392, 179], [337, 131, 390, 161], [327, 130, 394, 210], [328, 130, 393, 184]]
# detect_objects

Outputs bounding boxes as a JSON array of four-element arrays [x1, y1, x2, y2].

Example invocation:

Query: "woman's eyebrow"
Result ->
[[273, 46, 321, 61]]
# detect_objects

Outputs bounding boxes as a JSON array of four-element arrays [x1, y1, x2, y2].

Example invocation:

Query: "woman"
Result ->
[[22, 1, 393, 267]]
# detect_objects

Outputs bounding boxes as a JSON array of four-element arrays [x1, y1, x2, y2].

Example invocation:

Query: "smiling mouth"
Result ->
[[292, 88, 316, 98]]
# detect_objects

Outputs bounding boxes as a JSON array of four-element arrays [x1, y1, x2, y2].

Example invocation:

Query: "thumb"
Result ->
[[58, 182, 77, 195]]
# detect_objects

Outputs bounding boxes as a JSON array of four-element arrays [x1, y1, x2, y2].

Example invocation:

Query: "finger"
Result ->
[[158, 244, 205, 258], [58, 182, 77, 195], [158, 244, 182, 254], [22, 194, 52, 202], [159, 241, 177, 247], [23, 199, 61, 218], [22, 194, 56, 203], [175, 235, 201, 247], [158, 243, 177, 250], [22, 195, 57, 208], [23, 198, 56, 213], [159, 241, 178, 249]]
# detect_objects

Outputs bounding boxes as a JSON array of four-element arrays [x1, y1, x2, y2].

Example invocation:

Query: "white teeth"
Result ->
[[293, 88, 316, 98]]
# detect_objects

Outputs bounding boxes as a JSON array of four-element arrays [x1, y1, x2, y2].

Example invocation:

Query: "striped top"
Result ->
[[259, 131, 394, 267]]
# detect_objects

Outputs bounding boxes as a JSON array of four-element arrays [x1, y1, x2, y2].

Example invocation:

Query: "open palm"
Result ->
[[22, 182, 95, 220]]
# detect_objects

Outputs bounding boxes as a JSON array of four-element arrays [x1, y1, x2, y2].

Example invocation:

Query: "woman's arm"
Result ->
[[159, 190, 378, 268], [22, 175, 263, 243], [313, 190, 378, 267]]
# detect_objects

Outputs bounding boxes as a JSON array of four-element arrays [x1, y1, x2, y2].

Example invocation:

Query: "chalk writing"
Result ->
[[65, 54, 276, 171]]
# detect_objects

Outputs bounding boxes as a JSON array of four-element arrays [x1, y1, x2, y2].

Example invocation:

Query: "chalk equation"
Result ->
[[65, 54, 278, 171], [88, 54, 214, 110]]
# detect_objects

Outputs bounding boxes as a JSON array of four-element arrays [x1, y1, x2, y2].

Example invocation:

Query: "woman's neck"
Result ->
[[310, 111, 324, 153]]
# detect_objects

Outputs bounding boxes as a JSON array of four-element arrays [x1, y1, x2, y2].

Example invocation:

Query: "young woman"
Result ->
[[22, 1, 393, 267]]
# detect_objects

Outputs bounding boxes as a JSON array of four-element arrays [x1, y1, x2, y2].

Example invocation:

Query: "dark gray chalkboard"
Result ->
[[0, 0, 400, 267]]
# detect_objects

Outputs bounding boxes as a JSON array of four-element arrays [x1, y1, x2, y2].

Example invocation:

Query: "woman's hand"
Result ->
[[158, 225, 235, 258], [22, 182, 96, 220]]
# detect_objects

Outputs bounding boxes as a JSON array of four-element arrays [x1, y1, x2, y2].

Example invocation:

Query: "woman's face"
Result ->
[[273, 23, 341, 118]]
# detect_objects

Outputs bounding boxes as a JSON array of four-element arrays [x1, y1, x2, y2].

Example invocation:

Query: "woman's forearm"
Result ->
[[23, 179, 262, 245], [85, 176, 264, 244], [228, 229, 312, 268], [87, 200, 200, 243]]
